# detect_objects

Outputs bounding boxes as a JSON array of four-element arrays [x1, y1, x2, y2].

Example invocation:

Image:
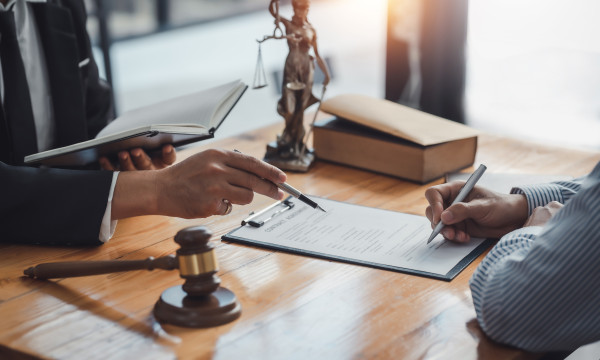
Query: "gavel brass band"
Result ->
[[178, 250, 219, 276]]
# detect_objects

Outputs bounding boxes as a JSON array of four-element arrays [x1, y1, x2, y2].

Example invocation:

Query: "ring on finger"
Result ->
[[222, 199, 233, 215]]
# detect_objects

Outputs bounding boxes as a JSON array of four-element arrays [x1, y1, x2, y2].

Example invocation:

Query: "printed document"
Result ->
[[225, 197, 489, 279]]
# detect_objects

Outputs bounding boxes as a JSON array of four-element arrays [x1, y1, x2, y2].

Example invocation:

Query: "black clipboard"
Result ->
[[222, 196, 494, 281]]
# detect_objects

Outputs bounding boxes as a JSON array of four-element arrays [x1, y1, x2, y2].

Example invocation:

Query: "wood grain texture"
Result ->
[[1, 121, 598, 360]]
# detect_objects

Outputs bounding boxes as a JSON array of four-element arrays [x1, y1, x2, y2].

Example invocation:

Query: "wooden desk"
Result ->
[[1, 124, 598, 359]]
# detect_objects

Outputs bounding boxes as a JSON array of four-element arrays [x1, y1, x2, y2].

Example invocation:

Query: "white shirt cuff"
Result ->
[[99, 172, 119, 242]]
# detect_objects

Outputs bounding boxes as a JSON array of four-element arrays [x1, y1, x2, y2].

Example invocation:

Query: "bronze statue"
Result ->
[[259, 0, 331, 172]]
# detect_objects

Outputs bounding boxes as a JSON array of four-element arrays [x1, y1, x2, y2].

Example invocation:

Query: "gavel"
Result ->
[[24, 226, 241, 328]]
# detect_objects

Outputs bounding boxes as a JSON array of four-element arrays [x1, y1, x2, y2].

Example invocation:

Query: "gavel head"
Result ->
[[154, 225, 241, 327], [173, 226, 221, 297]]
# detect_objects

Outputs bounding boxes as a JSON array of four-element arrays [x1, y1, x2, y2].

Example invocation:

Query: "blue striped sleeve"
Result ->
[[510, 178, 584, 216], [470, 162, 600, 352]]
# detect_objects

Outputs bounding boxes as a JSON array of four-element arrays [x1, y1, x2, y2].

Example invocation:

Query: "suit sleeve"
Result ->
[[0, 162, 114, 245]]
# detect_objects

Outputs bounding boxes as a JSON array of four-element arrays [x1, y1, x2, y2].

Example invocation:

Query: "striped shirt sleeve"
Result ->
[[510, 178, 584, 215], [469, 162, 600, 352]]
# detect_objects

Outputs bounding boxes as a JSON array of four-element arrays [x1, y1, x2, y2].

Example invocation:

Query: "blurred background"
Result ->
[[84, 0, 600, 150]]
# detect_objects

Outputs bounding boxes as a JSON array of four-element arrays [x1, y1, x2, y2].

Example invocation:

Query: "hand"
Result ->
[[425, 181, 529, 243], [99, 145, 176, 171], [523, 201, 563, 227], [111, 149, 287, 220]]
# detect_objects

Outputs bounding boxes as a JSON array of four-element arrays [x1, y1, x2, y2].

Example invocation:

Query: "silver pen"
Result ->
[[427, 164, 487, 244], [233, 150, 326, 212], [275, 182, 326, 212]]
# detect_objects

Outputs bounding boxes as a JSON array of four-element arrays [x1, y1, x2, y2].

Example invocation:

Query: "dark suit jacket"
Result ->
[[0, 0, 114, 245]]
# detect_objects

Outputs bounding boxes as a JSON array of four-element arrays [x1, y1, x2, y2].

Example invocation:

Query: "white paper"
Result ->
[[229, 197, 485, 276]]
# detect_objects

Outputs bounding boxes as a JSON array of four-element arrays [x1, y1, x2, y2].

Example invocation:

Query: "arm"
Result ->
[[112, 149, 286, 220], [268, 0, 278, 18], [1, 149, 286, 245], [470, 162, 600, 352], [312, 33, 331, 87], [0, 161, 112, 245]]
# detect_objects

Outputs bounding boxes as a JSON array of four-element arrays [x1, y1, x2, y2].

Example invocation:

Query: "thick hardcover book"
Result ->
[[25, 80, 247, 167], [315, 94, 479, 183]]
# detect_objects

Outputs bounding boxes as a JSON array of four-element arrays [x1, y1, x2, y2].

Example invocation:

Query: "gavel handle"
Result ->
[[23, 255, 178, 279]]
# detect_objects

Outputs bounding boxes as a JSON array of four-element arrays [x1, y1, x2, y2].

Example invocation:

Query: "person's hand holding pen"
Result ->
[[113, 149, 287, 220], [424, 179, 529, 243]]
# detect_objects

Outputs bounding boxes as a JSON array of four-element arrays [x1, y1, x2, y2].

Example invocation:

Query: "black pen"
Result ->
[[275, 181, 326, 212], [234, 149, 326, 212]]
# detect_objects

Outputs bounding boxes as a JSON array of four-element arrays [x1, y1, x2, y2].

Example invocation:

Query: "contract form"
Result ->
[[224, 196, 492, 280]]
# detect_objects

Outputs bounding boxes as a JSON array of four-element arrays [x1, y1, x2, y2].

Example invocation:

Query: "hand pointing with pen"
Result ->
[[112, 149, 287, 220]]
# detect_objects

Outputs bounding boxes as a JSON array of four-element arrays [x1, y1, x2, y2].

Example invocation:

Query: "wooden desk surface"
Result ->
[[1, 123, 599, 360]]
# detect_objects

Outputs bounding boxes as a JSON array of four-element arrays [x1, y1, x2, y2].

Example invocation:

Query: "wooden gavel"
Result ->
[[24, 226, 241, 328]]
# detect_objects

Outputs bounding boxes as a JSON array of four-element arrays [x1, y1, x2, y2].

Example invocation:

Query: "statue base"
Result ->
[[263, 141, 315, 172]]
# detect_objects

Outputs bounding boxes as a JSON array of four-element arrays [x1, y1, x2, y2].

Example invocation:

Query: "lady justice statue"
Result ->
[[258, 0, 331, 172]]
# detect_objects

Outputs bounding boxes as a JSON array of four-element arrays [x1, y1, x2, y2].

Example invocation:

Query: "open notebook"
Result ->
[[25, 80, 247, 167]]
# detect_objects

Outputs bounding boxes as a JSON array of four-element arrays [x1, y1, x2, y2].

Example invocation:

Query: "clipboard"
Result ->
[[222, 196, 494, 281]]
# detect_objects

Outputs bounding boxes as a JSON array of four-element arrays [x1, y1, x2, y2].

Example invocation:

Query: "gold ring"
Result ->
[[223, 199, 232, 215]]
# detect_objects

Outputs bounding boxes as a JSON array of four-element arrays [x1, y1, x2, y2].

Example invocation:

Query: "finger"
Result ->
[[441, 226, 457, 241], [451, 219, 472, 243], [219, 183, 256, 206], [442, 201, 477, 225], [226, 151, 287, 184], [427, 181, 465, 203], [454, 229, 471, 243], [425, 183, 464, 224], [424, 186, 445, 207], [547, 201, 564, 210], [425, 205, 433, 223], [160, 145, 177, 166], [220, 199, 233, 216], [130, 148, 153, 170], [424, 187, 445, 224], [99, 157, 115, 171], [208, 198, 231, 216], [151, 145, 176, 169], [226, 167, 285, 200], [118, 151, 137, 171]]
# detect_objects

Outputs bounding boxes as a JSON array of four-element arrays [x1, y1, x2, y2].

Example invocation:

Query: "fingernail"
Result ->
[[441, 210, 454, 222], [120, 153, 127, 160], [277, 189, 285, 199], [279, 173, 287, 183], [442, 229, 451, 238]]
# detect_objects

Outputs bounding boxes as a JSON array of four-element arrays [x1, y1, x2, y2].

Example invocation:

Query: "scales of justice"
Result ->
[[253, 0, 331, 172]]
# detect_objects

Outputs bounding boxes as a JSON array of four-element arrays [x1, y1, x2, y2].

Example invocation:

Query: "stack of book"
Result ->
[[314, 94, 479, 184]]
